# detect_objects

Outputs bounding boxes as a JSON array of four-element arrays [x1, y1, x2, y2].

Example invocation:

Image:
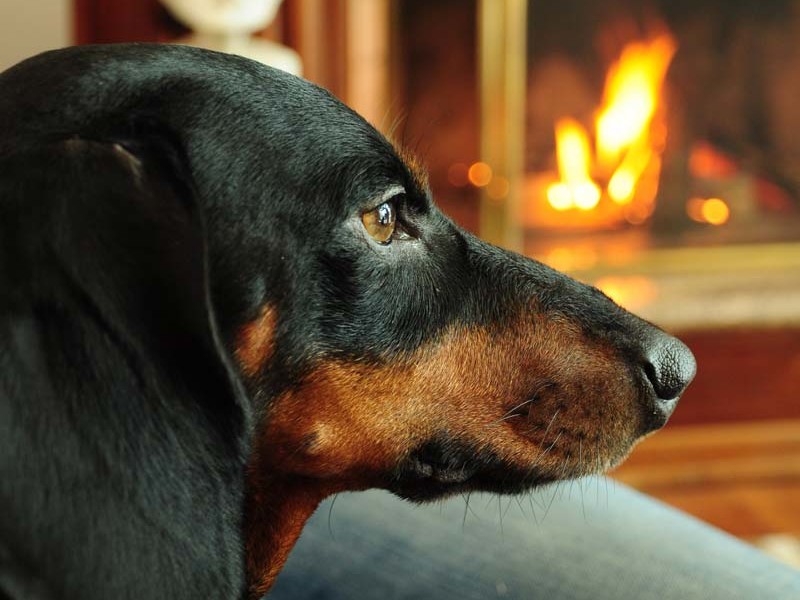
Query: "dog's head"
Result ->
[[1, 45, 695, 595], [190, 59, 694, 498]]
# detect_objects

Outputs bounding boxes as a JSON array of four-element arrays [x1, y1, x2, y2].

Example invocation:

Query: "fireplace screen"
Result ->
[[394, 0, 800, 326], [523, 0, 800, 252]]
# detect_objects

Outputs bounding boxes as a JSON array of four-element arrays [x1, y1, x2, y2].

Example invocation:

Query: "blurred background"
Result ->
[[2, 0, 798, 567]]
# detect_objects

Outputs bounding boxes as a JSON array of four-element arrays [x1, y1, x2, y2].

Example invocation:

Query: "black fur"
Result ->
[[0, 44, 694, 599]]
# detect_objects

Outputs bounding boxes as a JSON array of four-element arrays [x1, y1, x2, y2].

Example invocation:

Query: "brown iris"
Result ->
[[361, 201, 396, 244]]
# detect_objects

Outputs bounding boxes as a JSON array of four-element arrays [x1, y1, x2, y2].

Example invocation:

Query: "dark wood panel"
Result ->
[[282, 0, 347, 100], [74, 0, 185, 44], [670, 328, 800, 426], [72, 0, 343, 100], [73, 0, 289, 46], [395, 0, 480, 233]]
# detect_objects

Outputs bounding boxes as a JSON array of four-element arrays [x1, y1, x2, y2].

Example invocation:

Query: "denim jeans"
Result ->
[[270, 477, 800, 599]]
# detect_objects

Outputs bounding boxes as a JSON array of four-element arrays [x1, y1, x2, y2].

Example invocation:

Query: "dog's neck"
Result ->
[[244, 463, 328, 598], [232, 304, 316, 596]]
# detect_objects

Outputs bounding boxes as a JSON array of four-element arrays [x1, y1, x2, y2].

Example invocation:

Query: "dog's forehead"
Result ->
[[254, 102, 427, 207], [238, 67, 428, 199], [0, 44, 430, 223]]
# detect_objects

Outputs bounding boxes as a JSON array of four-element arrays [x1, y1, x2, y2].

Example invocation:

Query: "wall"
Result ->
[[0, 0, 71, 72]]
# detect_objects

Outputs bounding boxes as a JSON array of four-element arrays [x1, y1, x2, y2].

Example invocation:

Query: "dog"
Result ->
[[0, 44, 695, 599]]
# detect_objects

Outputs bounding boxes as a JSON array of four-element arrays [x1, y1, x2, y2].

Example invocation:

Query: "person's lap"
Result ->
[[270, 477, 800, 599]]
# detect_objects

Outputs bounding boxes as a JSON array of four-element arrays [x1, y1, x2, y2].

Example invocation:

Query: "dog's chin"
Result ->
[[387, 438, 567, 503], [385, 432, 643, 503], [387, 469, 560, 503]]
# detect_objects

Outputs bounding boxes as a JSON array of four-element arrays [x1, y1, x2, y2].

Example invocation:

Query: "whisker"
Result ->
[[382, 105, 407, 140], [497, 496, 504, 537], [579, 440, 587, 520], [595, 443, 602, 506], [560, 451, 571, 479], [502, 497, 514, 521], [514, 494, 528, 518], [531, 488, 546, 511], [486, 398, 536, 427], [542, 483, 560, 521], [531, 431, 563, 471], [523, 425, 564, 492], [486, 382, 555, 429], [531, 407, 561, 438], [527, 492, 541, 525], [327, 493, 339, 540]]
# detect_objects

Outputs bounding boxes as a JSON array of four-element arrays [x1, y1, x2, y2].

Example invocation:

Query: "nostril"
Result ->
[[642, 335, 697, 401], [642, 360, 662, 396]]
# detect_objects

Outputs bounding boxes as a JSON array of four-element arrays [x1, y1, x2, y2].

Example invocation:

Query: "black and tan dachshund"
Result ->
[[0, 45, 695, 599]]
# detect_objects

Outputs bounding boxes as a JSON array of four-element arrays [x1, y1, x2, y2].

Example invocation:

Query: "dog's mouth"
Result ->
[[250, 313, 690, 506], [242, 324, 692, 594], [387, 380, 659, 502], [389, 436, 564, 502], [388, 428, 638, 502]]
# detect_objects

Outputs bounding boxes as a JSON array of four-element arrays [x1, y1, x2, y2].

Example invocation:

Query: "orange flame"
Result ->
[[596, 35, 676, 174], [544, 32, 677, 221], [547, 118, 601, 211]]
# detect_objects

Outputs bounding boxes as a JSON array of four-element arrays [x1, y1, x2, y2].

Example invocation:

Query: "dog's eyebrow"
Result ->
[[361, 185, 405, 211], [390, 140, 430, 193], [380, 185, 406, 201]]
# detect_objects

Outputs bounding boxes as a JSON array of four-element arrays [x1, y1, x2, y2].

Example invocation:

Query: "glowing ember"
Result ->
[[686, 197, 730, 225], [468, 162, 493, 187], [543, 31, 677, 226]]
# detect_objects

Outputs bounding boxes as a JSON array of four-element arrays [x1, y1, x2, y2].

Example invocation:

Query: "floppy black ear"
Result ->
[[48, 133, 250, 433], [0, 131, 250, 596]]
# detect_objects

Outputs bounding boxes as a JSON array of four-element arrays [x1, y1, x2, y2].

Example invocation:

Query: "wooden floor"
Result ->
[[612, 419, 800, 539]]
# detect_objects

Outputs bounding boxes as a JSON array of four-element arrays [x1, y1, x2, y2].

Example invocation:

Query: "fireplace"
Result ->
[[394, 0, 800, 326], [522, 0, 800, 255]]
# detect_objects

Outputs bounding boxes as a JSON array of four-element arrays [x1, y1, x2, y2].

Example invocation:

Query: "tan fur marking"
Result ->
[[244, 463, 328, 599], [244, 313, 642, 594], [235, 305, 277, 378]]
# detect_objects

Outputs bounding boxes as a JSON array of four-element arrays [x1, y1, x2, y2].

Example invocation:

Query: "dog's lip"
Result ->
[[389, 465, 560, 501], [644, 395, 679, 431], [405, 457, 476, 485], [429, 466, 474, 484]]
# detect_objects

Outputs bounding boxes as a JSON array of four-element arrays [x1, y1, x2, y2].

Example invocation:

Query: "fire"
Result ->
[[545, 32, 677, 222], [547, 118, 601, 211], [596, 35, 676, 172]]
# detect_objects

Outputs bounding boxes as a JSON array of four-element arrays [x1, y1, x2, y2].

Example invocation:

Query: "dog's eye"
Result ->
[[361, 201, 396, 244]]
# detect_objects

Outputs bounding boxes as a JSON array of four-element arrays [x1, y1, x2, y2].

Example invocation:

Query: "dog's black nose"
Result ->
[[638, 330, 695, 432], [642, 332, 696, 402]]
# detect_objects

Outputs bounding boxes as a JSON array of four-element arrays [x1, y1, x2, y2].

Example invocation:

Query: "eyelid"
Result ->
[[358, 184, 412, 245], [374, 185, 406, 209]]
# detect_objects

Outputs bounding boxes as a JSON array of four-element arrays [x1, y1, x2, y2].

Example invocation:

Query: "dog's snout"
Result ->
[[633, 330, 696, 433], [642, 332, 696, 402]]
